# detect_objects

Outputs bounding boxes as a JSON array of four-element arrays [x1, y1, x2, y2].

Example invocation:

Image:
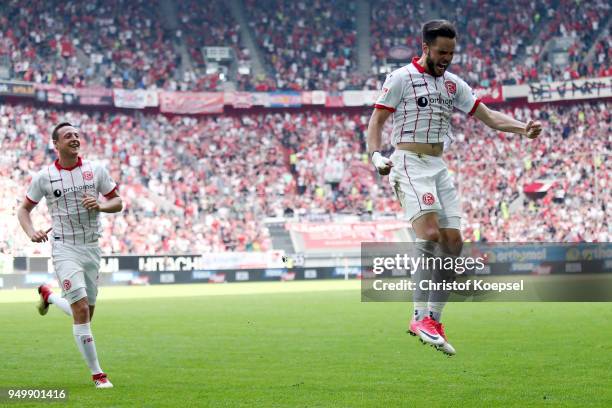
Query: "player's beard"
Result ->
[[426, 52, 448, 77]]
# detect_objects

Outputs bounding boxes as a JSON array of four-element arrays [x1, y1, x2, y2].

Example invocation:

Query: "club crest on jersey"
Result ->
[[63, 279, 71, 291], [445, 80, 457, 95], [422, 193, 435, 206], [83, 171, 94, 181]]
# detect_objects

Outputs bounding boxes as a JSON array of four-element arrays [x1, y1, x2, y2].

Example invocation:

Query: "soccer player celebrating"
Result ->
[[367, 20, 542, 355], [17, 122, 122, 388]]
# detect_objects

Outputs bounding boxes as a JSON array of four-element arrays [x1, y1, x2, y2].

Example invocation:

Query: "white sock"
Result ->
[[73, 323, 103, 375], [48, 293, 73, 316]]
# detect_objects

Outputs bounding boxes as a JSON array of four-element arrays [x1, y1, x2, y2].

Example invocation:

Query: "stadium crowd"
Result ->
[[176, 0, 251, 91], [536, 0, 611, 82], [0, 99, 608, 256], [3, 0, 607, 93], [2, 0, 182, 90], [446, 101, 610, 242], [244, 0, 360, 91]]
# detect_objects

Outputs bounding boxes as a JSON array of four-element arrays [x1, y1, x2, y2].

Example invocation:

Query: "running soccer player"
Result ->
[[17, 122, 122, 388], [367, 20, 542, 355]]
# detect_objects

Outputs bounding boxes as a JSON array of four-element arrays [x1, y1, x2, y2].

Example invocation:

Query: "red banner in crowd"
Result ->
[[77, 87, 113, 106], [286, 220, 410, 251], [159, 91, 224, 114], [232, 92, 254, 109], [325, 93, 344, 107], [113, 89, 158, 109]]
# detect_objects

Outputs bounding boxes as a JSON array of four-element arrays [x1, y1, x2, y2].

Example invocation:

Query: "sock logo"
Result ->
[[83, 336, 93, 344], [62, 279, 71, 290]]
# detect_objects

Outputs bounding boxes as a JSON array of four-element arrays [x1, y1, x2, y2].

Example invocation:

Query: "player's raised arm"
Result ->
[[472, 102, 542, 139]]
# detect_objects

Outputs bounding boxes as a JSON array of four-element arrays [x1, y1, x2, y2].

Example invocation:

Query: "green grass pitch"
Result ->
[[1, 281, 611, 407]]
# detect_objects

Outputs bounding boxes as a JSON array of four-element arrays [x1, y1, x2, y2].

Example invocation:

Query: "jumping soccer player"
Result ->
[[367, 20, 542, 355], [17, 122, 122, 387]]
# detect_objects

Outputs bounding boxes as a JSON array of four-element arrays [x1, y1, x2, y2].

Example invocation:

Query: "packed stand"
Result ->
[[244, 0, 360, 91], [1, 105, 397, 256], [440, 0, 554, 87], [445, 101, 610, 242], [535, 0, 610, 82], [1, 0, 181, 90], [1, 100, 609, 256], [176, 0, 250, 91], [369, 0, 427, 86]]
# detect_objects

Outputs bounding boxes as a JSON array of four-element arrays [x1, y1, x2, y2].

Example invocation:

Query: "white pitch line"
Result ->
[[0, 280, 361, 304]]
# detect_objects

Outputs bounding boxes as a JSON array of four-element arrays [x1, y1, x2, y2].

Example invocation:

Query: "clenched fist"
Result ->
[[525, 120, 542, 139], [371, 151, 393, 175], [82, 195, 101, 211]]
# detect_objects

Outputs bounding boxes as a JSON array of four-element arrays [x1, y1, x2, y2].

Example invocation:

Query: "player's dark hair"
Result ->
[[422, 20, 456, 45], [52, 122, 72, 141]]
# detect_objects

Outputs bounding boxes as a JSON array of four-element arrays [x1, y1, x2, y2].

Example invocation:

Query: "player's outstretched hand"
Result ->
[[371, 151, 393, 175], [82, 195, 101, 211], [525, 120, 542, 139], [30, 228, 52, 243]]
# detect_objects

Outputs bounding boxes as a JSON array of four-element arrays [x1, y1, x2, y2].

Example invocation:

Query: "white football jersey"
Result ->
[[375, 57, 480, 146], [26, 157, 117, 245]]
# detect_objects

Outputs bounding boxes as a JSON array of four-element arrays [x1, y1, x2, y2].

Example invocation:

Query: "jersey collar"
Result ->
[[411, 57, 426, 74], [55, 156, 83, 171]]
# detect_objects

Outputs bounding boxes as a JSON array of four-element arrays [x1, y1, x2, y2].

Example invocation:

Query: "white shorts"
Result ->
[[388, 150, 461, 230], [51, 241, 101, 305]]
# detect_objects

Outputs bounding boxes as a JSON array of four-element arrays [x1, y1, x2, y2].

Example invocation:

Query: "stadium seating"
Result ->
[[176, 0, 250, 91], [2, 0, 181, 89], [537, 0, 610, 82], [438, 0, 554, 87], [243, 0, 359, 91], [1, 100, 609, 256], [1, 0, 609, 91]]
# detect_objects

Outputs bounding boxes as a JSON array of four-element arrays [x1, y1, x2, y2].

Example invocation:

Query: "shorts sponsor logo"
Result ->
[[83, 171, 94, 181], [62, 279, 71, 290], [422, 193, 435, 206], [445, 80, 457, 95]]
